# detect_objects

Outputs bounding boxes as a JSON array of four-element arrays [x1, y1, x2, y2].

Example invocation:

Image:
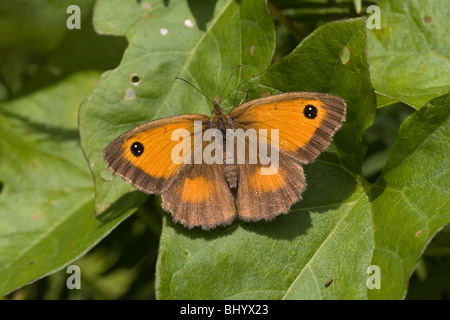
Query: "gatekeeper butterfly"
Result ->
[[103, 71, 346, 230]]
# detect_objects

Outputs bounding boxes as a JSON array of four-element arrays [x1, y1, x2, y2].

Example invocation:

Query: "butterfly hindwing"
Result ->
[[161, 161, 237, 230], [235, 150, 306, 221]]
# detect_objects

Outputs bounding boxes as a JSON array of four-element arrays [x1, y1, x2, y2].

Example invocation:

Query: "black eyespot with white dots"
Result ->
[[130, 141, 144, 157], [303, 104, 318, 119]]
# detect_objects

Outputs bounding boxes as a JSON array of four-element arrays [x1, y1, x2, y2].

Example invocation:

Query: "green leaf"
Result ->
[[0, 0, 94, 98], [234, 18, 376, 175], [367, 92, 450, 298], [79, 0, 276, 214], [0, 0, 126, 101], [0, 72, 136, 296], [368, 0, 450, 109], [156, 17, 378, 300], [406, 225, 450, 299]]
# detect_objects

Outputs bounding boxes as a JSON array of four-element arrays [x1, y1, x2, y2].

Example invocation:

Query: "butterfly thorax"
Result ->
[[210, 104, 231, 133]]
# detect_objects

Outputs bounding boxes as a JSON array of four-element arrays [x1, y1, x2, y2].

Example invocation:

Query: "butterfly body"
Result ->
[[209, 103, 230, 132], [104, 92, 346, 230]]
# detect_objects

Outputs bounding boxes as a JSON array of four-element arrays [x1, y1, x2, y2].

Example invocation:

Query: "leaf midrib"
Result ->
[[281, 192, 367, 299]]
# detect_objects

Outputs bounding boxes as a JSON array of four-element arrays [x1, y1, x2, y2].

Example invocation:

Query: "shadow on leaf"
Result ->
[[186, 0, 219, 31]]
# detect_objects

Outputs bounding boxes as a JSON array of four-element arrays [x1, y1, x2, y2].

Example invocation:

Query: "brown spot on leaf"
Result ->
[[250, 43, 257, 56], [340, 47, 350, 65], [124, 87, 136, 100], [33, 213, 43, 219], [260, 91, 272, 98]]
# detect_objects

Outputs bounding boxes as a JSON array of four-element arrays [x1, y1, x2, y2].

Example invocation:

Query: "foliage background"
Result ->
[[0, 0, 449, 299]]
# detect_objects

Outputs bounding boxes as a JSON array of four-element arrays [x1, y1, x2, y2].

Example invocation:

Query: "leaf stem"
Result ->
[[267, 1, 305, 41]]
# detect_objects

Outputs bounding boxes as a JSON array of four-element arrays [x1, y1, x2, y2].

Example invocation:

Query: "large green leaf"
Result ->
[[366, 92, 450, 298], [368, 0, 450, 109], [0, 72, 136, 296], [79, 0, 276, 214], [156, 17, 378, 299]]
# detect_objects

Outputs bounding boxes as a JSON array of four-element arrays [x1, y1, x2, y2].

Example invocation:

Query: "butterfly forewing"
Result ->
[[103, 114, 209, 193], [229, 92, 346, 164]]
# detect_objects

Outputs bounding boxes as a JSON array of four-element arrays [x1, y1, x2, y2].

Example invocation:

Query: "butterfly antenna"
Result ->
[[217, 64, 242, 105], [175, 77, 216, 105], [220, 72, 254, 105]]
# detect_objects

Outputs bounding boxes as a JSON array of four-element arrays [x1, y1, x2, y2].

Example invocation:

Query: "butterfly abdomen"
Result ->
[[223, 151, 238, 190]]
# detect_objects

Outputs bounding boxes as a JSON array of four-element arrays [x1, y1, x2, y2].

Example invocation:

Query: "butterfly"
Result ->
[[103, 76, 346, 230]]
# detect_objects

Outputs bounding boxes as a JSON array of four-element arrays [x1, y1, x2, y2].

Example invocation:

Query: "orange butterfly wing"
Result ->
[[161, 160, 236, 229], [229, 92, 346, 221], [103, 114, 237, 229], [104, 114, 206, 193], [235, 152, 306, 221], [229, 92, 346, 164]]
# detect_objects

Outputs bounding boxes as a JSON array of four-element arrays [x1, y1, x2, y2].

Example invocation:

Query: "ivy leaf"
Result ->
[[368, 0, 450, 109]]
